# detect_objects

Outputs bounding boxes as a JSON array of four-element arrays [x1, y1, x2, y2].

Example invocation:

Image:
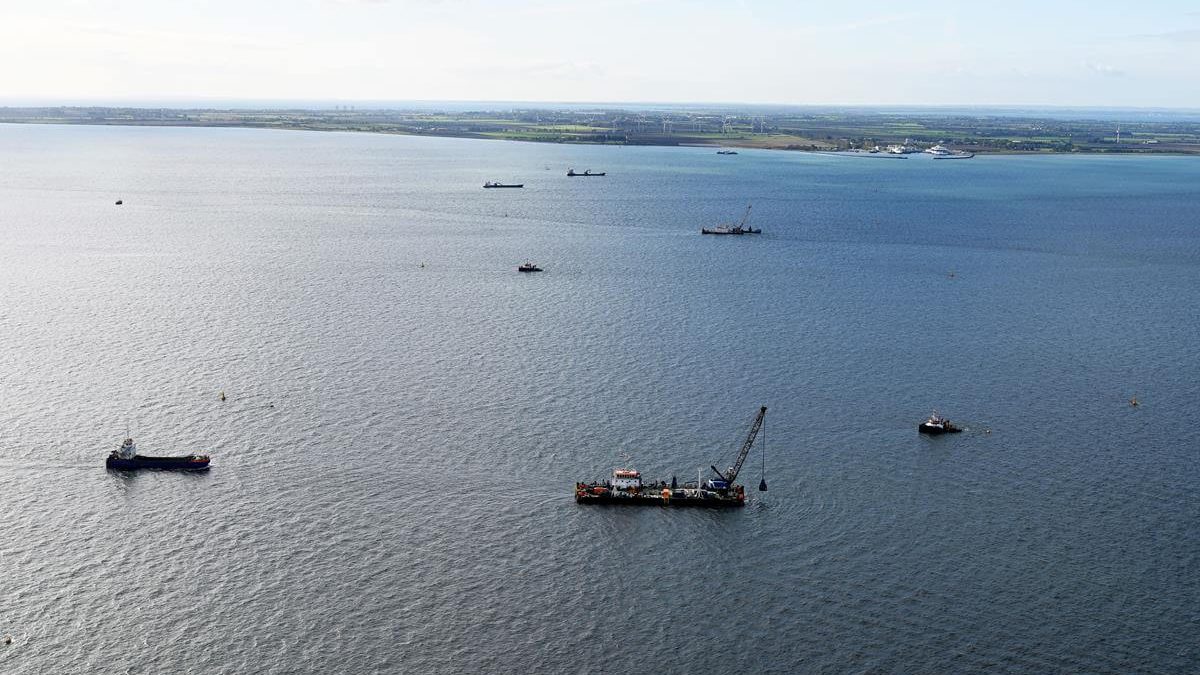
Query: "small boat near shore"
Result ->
[[918, 411, 962, 435], [567, 168, 605, 176], [484, 182, 523, 188], [106, 438, 210, 471], [716, 149, 738, 155], [926, 144, 974, 159]]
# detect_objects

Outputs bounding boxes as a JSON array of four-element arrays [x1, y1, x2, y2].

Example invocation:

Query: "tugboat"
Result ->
[[567, 168, 605, 177], [517, 262, 543, 272], [575, 406, 767, 508], [106, 438, 211, 471], [918, 411, 962, 435], [483, 182, 523, 188], [701, 204, 761, 235]]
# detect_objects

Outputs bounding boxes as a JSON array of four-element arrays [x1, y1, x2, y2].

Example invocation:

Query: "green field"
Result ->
[[2, 105, 1198, 155]]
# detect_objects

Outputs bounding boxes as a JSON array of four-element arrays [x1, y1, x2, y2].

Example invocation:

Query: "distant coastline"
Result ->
[[3, 105, 1199, 155]]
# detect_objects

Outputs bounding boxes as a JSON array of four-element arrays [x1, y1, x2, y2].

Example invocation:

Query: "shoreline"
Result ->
[[3, 111, 1199, 156]]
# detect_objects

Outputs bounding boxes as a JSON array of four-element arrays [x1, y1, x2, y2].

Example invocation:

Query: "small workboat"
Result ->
[[918, 411, 962, 435], [115, 199, 123, 205], [517, 262, 543, 272]]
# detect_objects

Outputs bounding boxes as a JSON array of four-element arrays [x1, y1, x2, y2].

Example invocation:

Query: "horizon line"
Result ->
[[3, 98, 1200, 114]]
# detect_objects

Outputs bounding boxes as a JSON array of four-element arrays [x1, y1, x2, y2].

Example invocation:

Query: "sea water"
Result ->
[[1, 124, 1197, 673]]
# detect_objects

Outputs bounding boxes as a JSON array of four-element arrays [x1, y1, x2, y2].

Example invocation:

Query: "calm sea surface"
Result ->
[[1, 124, 1197, 674]]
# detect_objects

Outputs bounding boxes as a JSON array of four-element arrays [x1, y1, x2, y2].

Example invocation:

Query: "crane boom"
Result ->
[[711, 406, 767, 484]]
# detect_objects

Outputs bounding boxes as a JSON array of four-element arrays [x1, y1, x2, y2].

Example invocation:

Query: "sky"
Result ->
[[2, 0, 1199, 108]]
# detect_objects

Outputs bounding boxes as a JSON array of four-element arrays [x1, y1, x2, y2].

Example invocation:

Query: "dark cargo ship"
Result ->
[[575, 406, 767, 508], [106, 438, 210, 471], [567, 168, 605, 176]]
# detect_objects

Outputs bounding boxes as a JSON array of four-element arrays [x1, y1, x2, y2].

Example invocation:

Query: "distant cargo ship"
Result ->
[[106, 438, 210, 471], [483, 182, 523, 188], [567, 168, 605, 176], [716, 149, 738, 155]]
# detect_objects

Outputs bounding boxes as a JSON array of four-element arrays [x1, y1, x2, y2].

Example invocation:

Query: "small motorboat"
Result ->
[[918, 411, 962, 435], [115, 199, 123, 205], [517, 263, 543, 273]]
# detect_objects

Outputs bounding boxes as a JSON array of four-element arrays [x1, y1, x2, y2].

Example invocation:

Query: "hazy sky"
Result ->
[[3, 0, 1199, 107]]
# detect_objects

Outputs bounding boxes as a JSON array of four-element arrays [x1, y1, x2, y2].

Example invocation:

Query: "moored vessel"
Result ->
[[925, 144, 974, 159], [575, 406, 767, 508], [106, 438, 211, 471]]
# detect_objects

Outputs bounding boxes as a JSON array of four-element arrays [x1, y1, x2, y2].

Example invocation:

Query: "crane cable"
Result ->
[[759, 412, 768, 492]]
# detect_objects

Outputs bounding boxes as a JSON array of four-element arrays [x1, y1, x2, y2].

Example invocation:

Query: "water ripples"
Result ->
[[1, 126, 1198, 673]]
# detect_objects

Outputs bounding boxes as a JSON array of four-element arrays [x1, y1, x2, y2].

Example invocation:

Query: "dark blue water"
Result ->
[[1, 124, 1197, 673]]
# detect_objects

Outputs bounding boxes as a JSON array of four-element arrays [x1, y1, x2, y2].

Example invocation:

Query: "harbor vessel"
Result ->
[[517, 262, 543, 272], [567, 168, 605, 176], [575, 406, 767, 507], [483, 182, 523, 188], [106, 438, 210, 471], [918, 411, 962, 435], [716, 150, 738, 155], [701, 204, 761, 235], [925, 145, 974, 159]]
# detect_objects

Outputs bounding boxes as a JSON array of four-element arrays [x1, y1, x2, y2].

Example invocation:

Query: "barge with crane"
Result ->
[[701, 205, 761, 235], [575, 406, 768, 508]]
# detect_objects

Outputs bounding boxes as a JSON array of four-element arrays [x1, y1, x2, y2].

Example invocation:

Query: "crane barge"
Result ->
[[574, 406, 767, 508]]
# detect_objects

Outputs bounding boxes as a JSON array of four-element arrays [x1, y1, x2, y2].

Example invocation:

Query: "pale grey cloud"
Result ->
[[1084, 60, 1125, 77], [1133, 28, 1200, 42]]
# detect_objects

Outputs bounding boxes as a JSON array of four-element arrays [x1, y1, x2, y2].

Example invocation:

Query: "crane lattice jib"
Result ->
[[725, 406, 767, 484]]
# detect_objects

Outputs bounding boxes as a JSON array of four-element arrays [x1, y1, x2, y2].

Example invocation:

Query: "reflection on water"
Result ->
[[0, 124, 1197, 674]]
